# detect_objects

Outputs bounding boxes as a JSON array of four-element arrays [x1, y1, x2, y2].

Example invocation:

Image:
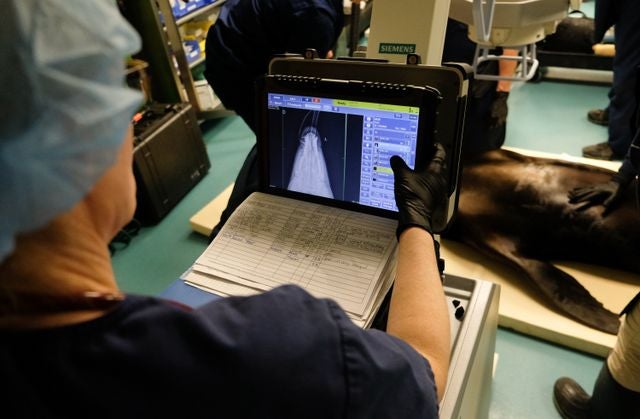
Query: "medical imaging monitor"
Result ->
[[257, 75, 441, 219]]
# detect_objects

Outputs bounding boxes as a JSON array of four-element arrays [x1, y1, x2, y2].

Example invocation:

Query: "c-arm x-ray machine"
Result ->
[[367, 0, 582, 80]]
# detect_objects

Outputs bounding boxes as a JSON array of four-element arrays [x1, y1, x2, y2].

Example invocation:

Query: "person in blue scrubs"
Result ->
[[569, 67, 640, 215], [554, 70, 640, 419], [204, 0, 343, 132], [204, 0, 344, 239], [582, 0, 640, 160], [0, 1, 451, 417]]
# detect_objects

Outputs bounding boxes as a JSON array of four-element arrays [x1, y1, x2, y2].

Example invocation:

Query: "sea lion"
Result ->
[[445, 149, 640, 334]]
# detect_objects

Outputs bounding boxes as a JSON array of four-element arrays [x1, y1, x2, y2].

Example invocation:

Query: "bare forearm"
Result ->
[[387, 227, 451, 401]]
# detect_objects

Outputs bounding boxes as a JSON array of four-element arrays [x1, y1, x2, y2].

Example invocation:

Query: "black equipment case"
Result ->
[[132, 102, 210, 224]]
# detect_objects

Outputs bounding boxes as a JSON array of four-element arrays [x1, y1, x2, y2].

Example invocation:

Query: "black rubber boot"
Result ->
[[553, 377, 591, 418], [553, 364, 640, 419]]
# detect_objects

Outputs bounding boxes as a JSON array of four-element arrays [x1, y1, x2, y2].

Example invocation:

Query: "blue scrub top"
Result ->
[[204, 0, 344, 131], [0, 285, 439, 418], [207, 0, 343, 73]]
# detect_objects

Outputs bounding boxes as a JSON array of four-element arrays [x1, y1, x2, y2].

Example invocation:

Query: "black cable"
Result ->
[[108, 218, 142, 256]]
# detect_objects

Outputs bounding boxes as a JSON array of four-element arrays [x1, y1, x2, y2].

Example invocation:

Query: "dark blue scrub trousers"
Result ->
[[605, 1, 640, 157]]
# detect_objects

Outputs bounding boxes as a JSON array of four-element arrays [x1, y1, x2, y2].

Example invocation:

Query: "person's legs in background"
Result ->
[[583, 0, 640, 160], [606, 74, 637, 157], [582, 68, 637, 161], [553, 294, 640, 418], [586, 87, 611, 126], [603, 294, 640, 406]]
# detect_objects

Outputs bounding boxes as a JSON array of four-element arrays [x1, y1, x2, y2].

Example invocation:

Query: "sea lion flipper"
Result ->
[[482, 234, 620, 335], [517, 260, 620, 335]]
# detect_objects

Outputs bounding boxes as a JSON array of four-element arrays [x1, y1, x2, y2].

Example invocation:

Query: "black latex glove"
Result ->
[[568, 179, 624, 216], [391, 143, 448, 238], [489, 91, 509, 128]]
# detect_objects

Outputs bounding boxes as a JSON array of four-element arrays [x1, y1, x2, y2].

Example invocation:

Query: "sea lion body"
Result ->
[[447, 149, 640, 334]]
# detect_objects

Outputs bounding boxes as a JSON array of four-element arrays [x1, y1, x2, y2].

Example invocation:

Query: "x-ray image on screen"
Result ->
[[268, 107, 364, 203], [288, 111, 334, 198]]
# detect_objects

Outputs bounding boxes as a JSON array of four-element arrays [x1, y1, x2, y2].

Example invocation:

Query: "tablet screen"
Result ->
[[265, 92, 422, 212]]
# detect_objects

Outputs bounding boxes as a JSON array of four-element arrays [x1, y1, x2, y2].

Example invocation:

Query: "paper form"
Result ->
[[186, 254, 396, 328], [192, 192, 397, 316], [184, 270, 370, 327]]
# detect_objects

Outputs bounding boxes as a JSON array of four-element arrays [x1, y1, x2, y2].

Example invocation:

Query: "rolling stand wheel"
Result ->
[[530, 67, 546, 83]]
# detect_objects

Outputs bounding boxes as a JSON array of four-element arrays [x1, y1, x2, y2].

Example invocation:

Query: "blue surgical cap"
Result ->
[[0, 0, 143, 262]]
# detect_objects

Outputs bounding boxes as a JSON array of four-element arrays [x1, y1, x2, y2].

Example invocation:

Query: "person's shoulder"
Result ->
[[246, 287, 440, 417], [335, 326, 439, 418], [195, 284, 342, 332], [84, 295, 198, 337], [116, 294, 192, 321]]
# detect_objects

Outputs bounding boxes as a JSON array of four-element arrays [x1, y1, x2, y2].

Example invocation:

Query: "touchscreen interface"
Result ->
[[266, 92, 421, 211]]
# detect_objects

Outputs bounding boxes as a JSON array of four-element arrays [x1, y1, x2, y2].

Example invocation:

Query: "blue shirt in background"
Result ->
[[204, 0, 344, 131]]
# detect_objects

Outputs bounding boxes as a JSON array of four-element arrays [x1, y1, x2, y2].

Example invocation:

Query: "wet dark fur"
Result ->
[[445, 149, 640, 334]]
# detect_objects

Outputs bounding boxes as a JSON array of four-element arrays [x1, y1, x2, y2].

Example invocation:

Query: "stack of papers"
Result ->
[[182, 192, 398, 327]]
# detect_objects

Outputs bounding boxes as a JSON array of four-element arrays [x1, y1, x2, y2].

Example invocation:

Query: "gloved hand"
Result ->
[[391, 143, 448, 238], [489, 91, 509, 128], [568, 179, 624, 216]]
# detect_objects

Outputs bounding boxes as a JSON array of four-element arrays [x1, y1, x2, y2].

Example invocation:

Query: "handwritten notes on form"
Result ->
[[184, 192, 398, 326]]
